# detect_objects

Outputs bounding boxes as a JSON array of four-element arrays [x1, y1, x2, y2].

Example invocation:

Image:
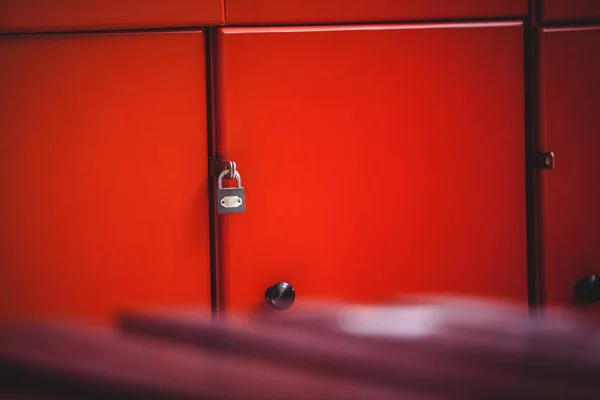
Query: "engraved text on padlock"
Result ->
[[221, 196, 243, 209]]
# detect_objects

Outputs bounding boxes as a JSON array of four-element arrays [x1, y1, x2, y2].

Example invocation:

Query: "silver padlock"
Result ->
[[216, 169, 245, 214]]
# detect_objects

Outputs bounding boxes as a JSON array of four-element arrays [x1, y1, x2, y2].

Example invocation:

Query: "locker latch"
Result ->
[[534, 152, 555, 170], [209, 157, 236, 179]]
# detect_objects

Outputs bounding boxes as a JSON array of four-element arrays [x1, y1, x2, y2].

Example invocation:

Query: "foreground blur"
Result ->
[[1, 296, 600, 399]]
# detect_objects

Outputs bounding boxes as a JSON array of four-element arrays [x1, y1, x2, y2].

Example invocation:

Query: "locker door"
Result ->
[[540, 0, 600, 23], [538, 26, 600, 310], [214, 22, 528, 312], [0, 31, 211, 323], [224, 0, 527, 24]]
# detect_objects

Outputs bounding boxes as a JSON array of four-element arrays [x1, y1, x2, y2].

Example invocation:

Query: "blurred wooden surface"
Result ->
[[3, 298, 600, 399], [118, 298, 600, 399]]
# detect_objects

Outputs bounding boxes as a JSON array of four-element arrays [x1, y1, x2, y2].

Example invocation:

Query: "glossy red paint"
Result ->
[[214, 22, 528, 313], [0, 0, 224, 33], [540, 0, 600, 23], [538, 26, 600, 310], [0, 31, 211, 323], [225, 0, 528, 25]]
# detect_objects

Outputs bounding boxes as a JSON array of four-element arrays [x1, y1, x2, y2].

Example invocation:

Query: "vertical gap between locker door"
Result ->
[[524, 0, 543, 316], [205, 27, 219, 318]]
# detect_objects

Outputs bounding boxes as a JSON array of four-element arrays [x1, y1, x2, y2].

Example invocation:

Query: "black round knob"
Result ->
[[574, 275, 600, 304], [265, 282, 295, 311]]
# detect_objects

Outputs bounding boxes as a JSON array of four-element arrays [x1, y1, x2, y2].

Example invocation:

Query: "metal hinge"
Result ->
[[534, 152, 555, 170]]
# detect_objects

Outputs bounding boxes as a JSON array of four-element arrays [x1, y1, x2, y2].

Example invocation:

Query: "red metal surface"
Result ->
[[214, 22, 528, 313], [538, 26, 600, 310], [0, 0, 224, 33], [0, 31, 211, 323], [540, 0, 600, 23], [224, 0, 528, 25]]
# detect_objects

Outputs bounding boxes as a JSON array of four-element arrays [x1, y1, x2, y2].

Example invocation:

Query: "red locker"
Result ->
[[540, 0, 600, 23], [0, 0, 225, 32], [214, 22, 528, 313], [538, 26, 600, 311], [225, 0, 528, 25], [0, 31, 211, 323]]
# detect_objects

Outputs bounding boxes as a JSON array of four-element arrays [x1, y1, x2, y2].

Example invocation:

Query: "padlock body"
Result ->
[[216, 187, 245, 214]]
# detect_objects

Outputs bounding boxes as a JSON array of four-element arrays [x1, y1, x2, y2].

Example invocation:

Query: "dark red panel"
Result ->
[[538, 26, 600, 312], [214, 22, 528, 313], [225, 0, 527, 25], [541, 0, 600, 23], [0, 0, 224, 33], [0, 31, 211, 323]]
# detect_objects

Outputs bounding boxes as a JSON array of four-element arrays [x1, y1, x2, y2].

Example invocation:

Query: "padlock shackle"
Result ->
[[217, 169, 242, 189]]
